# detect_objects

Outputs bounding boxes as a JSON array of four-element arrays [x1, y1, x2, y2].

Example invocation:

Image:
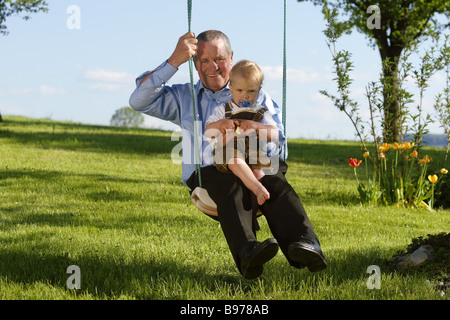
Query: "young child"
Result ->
[[205, 60, 279, 205]]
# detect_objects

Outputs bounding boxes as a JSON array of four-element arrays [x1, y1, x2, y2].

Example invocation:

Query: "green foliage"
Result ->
[[321, 7, 449, 210], [351, 142, 448, 208], [299, 0, 450, 141], [0, 0, 48, 35], [435, 173, 450, 208], [388, 232, 449, 289], [404, 232, 450, 254], [299, 0, 450, 52], [110, 106, 145, 128], [432, 35, 450, 167], [321, 8, 367, 151]]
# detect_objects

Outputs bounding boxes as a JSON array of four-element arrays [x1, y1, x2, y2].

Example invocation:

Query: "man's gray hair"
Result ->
[[195, 30, 232, 59]]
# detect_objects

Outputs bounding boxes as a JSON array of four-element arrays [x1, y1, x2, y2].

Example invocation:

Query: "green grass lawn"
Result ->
[[0, 116, 448, 300]]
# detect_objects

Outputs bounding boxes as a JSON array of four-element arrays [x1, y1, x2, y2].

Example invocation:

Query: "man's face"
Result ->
[[195, 39, 233, 92]]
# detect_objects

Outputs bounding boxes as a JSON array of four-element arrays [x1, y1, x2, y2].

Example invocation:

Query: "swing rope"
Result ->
[[187, 0, 287, 190], [187, 0, 202, 187], [282, 0, 287, 160]]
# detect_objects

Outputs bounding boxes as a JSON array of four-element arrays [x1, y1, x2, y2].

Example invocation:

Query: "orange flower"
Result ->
[[349, 158, 362, 168], [378, 143, 390, 153], [393, 142, 403, 150], [403, 142, 415, 150], [441, 168, 448, 174], [410, 150, 418, 158], [419, 155, 432, 164], [379, 152, 386, 159], [363, 151, 370, 158], [428, 175, 438, 184]]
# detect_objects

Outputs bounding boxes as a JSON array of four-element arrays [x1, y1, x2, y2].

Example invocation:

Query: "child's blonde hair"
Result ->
[[229, 60, 264, 87]]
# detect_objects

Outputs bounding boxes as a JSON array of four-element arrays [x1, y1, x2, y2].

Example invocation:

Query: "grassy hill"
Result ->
[[0, 116, 448, 301]]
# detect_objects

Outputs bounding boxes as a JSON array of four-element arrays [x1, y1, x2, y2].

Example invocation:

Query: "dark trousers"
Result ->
[[187, 160, 319, 273]]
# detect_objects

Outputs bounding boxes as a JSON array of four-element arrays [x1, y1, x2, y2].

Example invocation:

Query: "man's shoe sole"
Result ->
[[242, 239, 279, 279], [288, 244, 327, 272], [243, 266, 264, 280], [247, 240, 279, 268]]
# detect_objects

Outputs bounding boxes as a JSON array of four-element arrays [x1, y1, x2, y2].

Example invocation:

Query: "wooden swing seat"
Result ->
[[191, 186, 262, 218]]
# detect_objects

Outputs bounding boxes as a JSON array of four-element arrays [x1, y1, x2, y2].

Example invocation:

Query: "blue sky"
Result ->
[[0, 0, 447, 140]]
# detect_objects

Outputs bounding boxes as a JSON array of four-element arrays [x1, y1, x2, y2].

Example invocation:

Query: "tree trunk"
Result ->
[[381, 58, 400, 142], [378, 43, 404, 143]]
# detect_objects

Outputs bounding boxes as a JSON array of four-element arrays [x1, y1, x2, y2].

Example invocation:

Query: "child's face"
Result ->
[[229, 77, 260, 107]]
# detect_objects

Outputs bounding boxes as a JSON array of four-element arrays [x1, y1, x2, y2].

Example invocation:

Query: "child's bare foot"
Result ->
[[253, 184, 270, 205]]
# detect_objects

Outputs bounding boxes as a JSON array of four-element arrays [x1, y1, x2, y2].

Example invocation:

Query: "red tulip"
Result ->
[[349, 158, 362, 168]]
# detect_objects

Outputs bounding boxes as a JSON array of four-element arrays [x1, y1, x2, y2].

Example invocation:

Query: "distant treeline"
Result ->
[[405, 134, 449, 148]]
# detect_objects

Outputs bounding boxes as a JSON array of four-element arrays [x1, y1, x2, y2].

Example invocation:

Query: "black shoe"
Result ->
[[240, 239, 279, 279], [287, 236, 327, 272]]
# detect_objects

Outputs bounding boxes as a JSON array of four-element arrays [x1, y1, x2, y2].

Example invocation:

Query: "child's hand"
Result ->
[[217, 119, 239, 135], [215, 119, 239, 147], [238, 120, 259, 135]]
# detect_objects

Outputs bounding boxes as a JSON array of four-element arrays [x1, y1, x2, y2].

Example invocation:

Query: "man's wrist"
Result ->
[[167, 56, 181, 69]]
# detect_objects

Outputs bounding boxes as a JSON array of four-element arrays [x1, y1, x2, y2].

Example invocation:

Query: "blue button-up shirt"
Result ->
[[129, 60, 287, 186]]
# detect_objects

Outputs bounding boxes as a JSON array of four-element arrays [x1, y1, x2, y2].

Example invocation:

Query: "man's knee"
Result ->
[[260, 173, 297, 199], [204, 171, 242, 201]]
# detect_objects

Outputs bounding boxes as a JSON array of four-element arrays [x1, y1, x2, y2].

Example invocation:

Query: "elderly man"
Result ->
[[129, 30, 326, 279]]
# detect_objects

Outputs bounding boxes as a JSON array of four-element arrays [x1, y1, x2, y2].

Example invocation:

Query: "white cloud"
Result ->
[[9, 88, 35, 95], [5, 86, 66, 96], [83, 68, 134, 83], [282, 89, 360, 140], [39, 85, 66, 96], [431, 72, 447, 85], [83, 68, 135, 93], [261, 65, 324, 83], [89, 83, 124, 92]]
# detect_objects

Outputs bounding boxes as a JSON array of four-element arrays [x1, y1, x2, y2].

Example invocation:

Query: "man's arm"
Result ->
[[128, 61, 179, 115], [138, 32, 197, 87], [138, 71, 155, 87], [129, 32, 199, 120]]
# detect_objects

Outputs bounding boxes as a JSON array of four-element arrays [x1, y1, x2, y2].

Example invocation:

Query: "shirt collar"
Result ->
[[197, 80, 230, 96]]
